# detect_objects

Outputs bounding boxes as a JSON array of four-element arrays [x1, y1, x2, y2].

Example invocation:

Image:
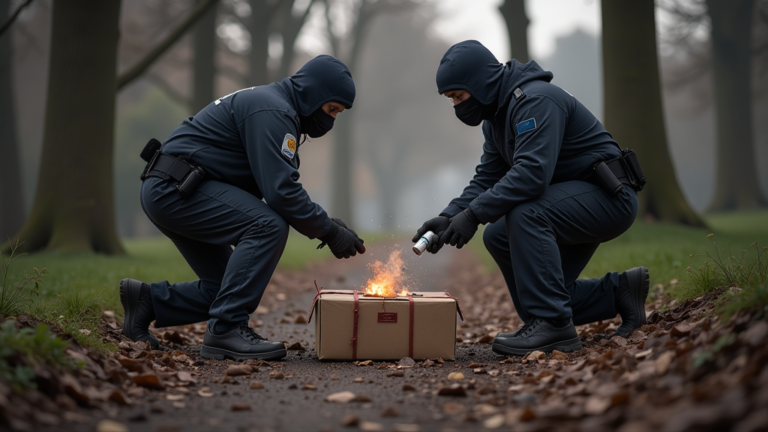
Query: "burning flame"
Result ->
[[362, 250, 411, 297]]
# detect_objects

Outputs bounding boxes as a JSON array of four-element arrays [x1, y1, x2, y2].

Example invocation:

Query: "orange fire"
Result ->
[[362, 250, 411, 297]]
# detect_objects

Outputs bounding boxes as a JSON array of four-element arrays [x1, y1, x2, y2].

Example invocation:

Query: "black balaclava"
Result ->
[[302, 109, 336, 138], [436, 40, 505, 126], [287, 55, 356, 138], [453, 95, 496, 126]]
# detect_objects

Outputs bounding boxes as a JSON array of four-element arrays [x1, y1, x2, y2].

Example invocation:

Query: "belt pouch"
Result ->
[[622, 150, 646, 191], [140, 138, 162, 181], [175, 167, 206, 198], [594, 161, 623, 196]]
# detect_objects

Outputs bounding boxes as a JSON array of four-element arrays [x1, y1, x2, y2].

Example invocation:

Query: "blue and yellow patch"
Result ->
[[516, 118, 537, 135], [281, 134, 297, 159]]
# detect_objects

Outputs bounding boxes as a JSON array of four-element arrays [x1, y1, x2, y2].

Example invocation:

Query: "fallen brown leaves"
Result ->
[[443, 253, 768, 431], [0, 313, 204, 431], [5, 249, 768, 431]]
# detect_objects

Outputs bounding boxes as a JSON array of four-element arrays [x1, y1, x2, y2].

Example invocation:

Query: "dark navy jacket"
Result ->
[[160, 55, 355, 239], [437, 41, 621, 224]]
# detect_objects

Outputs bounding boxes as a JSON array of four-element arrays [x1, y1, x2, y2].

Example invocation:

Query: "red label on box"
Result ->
[[378, 312, 398, 323]]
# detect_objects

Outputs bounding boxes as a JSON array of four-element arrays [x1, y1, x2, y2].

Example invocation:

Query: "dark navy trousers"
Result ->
[[482, 180, 638, 326], [140, 177, 289, 332]]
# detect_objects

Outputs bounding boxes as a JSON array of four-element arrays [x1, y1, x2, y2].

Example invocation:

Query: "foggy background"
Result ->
[[6, 0, 768, 237]]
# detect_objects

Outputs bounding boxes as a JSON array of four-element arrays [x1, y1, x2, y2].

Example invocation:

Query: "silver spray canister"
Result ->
[[412, 231, 438, 256]]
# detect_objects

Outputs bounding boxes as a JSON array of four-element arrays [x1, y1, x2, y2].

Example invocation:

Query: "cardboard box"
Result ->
[[308, 290, 462, 361]]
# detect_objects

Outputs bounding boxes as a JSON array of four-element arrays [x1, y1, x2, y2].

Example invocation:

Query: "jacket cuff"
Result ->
[[463, 207, 481, 225], [440, 205, 463, 218], [468, 199, 490, 225], [318, 217, 334, 239]]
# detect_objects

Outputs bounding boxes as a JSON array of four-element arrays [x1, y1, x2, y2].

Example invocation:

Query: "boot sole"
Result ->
[[119, 278, 159, 349], [491, 336, 583, 357], [626, 266, 650, 327], [200, 345, 287, 361], [119, 278, 142, 340]]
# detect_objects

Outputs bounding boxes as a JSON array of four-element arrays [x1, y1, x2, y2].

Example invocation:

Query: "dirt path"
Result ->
[[16, 237, 768, 432]]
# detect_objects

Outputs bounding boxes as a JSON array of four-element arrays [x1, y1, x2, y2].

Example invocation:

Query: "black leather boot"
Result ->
[[491, 318, 582, 356], [119, 278, 159, 349], [614, 266, 650, 338], [495, 323, 526, 339], [200, 323, 287, 361]]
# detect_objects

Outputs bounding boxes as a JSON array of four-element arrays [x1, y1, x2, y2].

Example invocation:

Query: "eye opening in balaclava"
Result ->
[[436, 40, 504, 124], [289, 55, 355, 138]]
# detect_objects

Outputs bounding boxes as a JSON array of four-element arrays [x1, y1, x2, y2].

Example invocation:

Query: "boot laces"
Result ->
[[518, 318, 542, 338], [239, 323, 266, 343]]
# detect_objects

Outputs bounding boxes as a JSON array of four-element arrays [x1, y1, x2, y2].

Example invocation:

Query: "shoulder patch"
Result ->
[[516, 118, 537, 135], [281, 134, 297, 159]]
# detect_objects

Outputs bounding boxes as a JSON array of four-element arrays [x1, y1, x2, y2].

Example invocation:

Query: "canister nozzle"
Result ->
[[413, 231, 438, 256]]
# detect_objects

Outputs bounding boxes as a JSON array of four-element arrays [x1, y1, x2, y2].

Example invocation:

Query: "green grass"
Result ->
[[718, 283, 768, 319], [470, 210, 768, 294], [3, 210, 767, 349], [0, 321, 82, 393], [704, 210, 768, 236], [4, 230, 346, 310], [1, 230, 355, 349]]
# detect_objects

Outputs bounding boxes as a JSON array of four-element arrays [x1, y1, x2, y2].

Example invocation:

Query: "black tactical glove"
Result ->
[[412, 215, 452, 254], [441, 208, 481, 249], [318, 220, 366, 259], [318, 218, 364, 247], [330, 218, 364, 243]]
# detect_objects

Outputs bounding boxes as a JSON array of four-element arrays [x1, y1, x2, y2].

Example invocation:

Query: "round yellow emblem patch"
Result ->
[[287, 138, 297, 153]]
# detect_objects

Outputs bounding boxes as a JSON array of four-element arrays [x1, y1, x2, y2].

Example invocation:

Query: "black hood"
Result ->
[[282, 54, 356, 116], [436, 40, 553, 108]]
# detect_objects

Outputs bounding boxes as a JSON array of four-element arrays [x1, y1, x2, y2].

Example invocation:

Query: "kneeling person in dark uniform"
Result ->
[[413, 41, 649, 356], [120, 55, 365, 360]]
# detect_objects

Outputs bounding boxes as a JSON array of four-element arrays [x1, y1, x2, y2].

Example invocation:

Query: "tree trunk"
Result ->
[[191, 0, 217, 112], [499, 0, 529, 62], [373, 164, 398, 231], [369, 137, 408, 231], [706, 0, 767, 211], [248, 0, 273, 85], [0, 3, 25, 243], [7, 0, 125, 254], [328, 1, 379, 225], [601, 0, 706, 227], [278, 0, 315, 78], [329, 118, 355, 224]]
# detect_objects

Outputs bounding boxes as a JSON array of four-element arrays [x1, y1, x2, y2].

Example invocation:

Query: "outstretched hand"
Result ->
[[319, 219, 366, 259]]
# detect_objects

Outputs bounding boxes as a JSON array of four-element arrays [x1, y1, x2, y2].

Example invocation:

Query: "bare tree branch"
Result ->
[[117, 0, 219, 91], [323, 0, 340, 57], [759, 0, 768, 26], [145, 73, 191, 107], [278, 0, 317, 77], [665, 64, 710, 90], [0, 0, 34, 38]]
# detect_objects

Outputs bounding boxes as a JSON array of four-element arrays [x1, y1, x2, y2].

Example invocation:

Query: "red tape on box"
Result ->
[[352, 290, 359, 360], [408, 294, 414, 358]]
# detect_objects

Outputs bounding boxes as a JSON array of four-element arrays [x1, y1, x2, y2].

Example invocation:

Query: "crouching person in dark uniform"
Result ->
[[413, 41, 649, 356], [120, 55, 365, 361]]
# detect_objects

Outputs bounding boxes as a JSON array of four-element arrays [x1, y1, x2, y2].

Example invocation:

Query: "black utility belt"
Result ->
[[140, 138, 206, 198], [591, 149, 647, 196]]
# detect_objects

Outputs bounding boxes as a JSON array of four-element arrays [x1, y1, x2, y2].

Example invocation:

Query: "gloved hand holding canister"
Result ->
[[319, 219, 366, 259], [441, 208, 481, 249], [412, 215, 451, 254]]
